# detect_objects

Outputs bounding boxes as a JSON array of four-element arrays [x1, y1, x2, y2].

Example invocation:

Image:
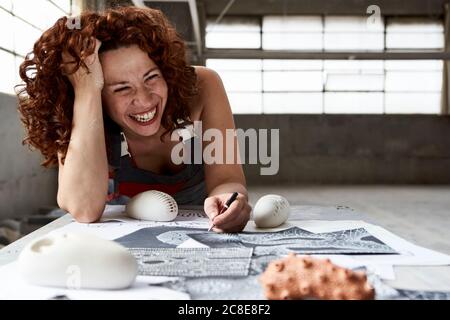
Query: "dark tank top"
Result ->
[[105, 121, 207, 206]]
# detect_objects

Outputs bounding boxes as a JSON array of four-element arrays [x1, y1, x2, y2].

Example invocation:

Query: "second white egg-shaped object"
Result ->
[[126, 190, 178, 221], [253, 194, 290, 228]]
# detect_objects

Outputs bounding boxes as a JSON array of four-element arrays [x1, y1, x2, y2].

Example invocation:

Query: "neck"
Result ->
[[122, 125, 168, 153]]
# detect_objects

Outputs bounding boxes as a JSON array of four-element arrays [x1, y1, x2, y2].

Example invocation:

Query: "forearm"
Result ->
[[57, 90, 108, 222], [208, 180, 248, 202]]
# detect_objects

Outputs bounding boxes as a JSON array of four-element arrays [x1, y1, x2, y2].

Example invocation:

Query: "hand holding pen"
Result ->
[[207, 192, 239, 232]]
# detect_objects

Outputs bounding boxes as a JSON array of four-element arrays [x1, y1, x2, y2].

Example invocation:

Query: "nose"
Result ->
[[132, 86, 157, 109]]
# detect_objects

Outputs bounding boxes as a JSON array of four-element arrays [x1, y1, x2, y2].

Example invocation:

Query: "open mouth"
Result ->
[[128, 107, 158, 125]]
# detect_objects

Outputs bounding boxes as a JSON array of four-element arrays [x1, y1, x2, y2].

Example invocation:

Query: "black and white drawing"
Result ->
[[395, 289, 450, 300], [115, 226, 207, 248], [128, 247, 253, 277], [115, 225, 396, 278], [116, 226, 396, 255], [190, 227, 397, 255]]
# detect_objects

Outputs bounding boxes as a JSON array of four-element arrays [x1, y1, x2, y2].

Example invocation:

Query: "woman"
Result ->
[[16, 6, 251, 232]]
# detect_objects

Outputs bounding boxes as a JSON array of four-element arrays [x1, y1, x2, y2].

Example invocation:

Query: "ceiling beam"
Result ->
[[202, 0, 448, 16], [204, 49, 450, 60]]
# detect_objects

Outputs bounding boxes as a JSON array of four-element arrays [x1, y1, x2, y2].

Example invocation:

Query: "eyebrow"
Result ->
[[106, 67, 159, 86]]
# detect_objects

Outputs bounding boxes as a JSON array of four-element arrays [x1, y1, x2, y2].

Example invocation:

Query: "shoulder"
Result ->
[[189, 66, 227, 121], [194, 65, 221, 83]]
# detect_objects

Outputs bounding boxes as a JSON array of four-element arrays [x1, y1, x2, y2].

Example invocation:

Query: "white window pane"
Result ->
[[0, 9, 14, 50], [0, 0, 12, 11], [324, 33, 384, 50], [216, 71, 261, 92], [0, 50, 16, 94], [385, 71, 442, 92], [263, 33, 322, 50], [325, 16, 384, 32], [263, 71, 323, 92], [262, 15, 322, 50], [206, 59, 262, 71], [263, 59, 323, 71], [51, 0, 71, 14], [206, 32, 261, 49], [385, 60, 443, 71], [263, 93, 322, 113], [386, 33, 444, 49], [385, 93, 441, 114], [386, 18, 444, 49], [263, 16, 322, 32], [15, 55, 24, 85], [387, 18, 443, 32], [324, 60, 384, 72], [206, 17, 260, 49], [326, 74, 384, 91], [206, 17, 260, 32], [324, 16, 384, 50], [13, 0, 66, 31], [324, 92, 383, 113], [13, 17, 41, 56], [227, 93, 262, 114]]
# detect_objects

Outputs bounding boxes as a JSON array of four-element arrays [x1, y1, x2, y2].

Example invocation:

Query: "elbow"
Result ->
[[57, 193, 105, 223], [71, 207, 104, 223]]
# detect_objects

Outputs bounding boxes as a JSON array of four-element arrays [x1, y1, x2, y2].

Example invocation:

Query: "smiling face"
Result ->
[[100, 45, 168, 139]]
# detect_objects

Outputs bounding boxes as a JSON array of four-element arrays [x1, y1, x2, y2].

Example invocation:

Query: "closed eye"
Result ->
[[145, 74, 158, 82], [114, 87, 130, 93]]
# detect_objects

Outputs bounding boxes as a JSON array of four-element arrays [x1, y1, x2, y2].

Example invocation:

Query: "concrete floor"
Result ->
[[248, 185, 450, 255]]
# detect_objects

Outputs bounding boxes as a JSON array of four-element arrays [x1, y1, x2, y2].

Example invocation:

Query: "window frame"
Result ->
[[203, 14, 450, 115]]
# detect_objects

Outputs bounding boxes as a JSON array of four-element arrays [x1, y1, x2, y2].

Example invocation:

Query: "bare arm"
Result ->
[[57, 40, 108, 223], [198, 67, 251, 232]]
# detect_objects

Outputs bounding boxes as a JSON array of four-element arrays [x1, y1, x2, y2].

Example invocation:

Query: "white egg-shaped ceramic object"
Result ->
[[18, 232, 138, 289], [126, 190, 178, 221], [253, 194, 290, 228]]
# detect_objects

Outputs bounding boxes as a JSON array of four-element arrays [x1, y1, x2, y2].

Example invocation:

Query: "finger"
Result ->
[[213, 211, 241, 231], [61, 50, 76, 66], [203, 197, 220, 220], [94, 39, 102, 53], [214, 203, 251, 232], [84, 38, 101, 66], [61, 54, 76, 76], [212, 197, 245, 226], [212, 202, 245, 231]]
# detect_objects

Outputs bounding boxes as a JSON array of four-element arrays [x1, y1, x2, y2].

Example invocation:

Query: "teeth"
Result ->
[[130, 109, 156, 123]]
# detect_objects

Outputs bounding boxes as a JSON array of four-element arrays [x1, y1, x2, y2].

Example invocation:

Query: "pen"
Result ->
[[208, 192, 239, 231]]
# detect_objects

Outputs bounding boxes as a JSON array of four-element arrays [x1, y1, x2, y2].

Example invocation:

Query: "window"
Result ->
[[0, 0, 73, 95], [206, 17, 261, 49], [207, 59, 263, 113], [386, 18, 444, 50], [206, 16, 445, 114], [263, 16, 322, 50]]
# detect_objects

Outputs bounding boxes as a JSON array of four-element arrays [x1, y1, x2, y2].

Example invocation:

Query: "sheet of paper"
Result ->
[[8, 204, 450, 299], [0, 261, 190, 300], [366, 264, 396, 280], [57, 206, 450, 268], [52, 205, 210, 240], [246, 220, 450, 267]]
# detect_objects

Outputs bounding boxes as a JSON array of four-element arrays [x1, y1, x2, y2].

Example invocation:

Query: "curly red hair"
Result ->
[[16, 6, 198, 167]]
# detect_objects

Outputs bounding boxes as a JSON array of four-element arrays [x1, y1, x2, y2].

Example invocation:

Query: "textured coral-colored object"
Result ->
[[260, 253, 375, 300]]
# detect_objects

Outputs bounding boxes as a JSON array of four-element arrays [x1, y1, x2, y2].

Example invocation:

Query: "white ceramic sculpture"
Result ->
[[126, 190, 178, 221], [18, 232, 138, 290], [253, 194, 290, 228]]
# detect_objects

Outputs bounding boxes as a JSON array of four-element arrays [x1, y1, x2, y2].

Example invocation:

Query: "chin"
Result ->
[[125, 118, 162, 137]]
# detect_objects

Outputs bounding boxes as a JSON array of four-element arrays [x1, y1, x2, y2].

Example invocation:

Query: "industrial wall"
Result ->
[[1, 90, 450, 219], [235, 114, 450, 185], [0, 92, 58, 219]]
